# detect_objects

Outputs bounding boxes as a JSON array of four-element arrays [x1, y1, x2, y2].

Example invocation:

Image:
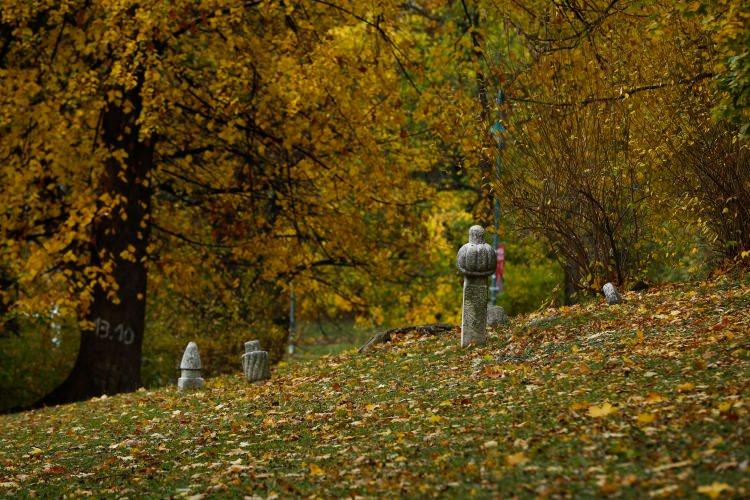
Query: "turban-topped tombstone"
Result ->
[[456, 225, 497, 347], [177, 341, 205, 391]]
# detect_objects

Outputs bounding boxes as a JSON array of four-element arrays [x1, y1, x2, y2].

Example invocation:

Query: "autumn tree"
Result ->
[[0, 0, 439, 406], [483, 0, 746, 289]]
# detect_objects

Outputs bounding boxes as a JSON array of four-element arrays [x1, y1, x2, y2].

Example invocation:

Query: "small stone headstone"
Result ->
[[456, 225, 496, 347], [242, 340, 269, 382], [602, 282, 622, 305], [487, 305, 509, 327], [177, 341, 205, 390]]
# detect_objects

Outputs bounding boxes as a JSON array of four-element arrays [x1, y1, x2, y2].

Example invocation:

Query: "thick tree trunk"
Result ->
[[37, 83, 153, 407]]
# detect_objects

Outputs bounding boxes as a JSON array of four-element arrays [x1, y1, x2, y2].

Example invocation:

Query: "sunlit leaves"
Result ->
[[588, 402, 617, 418], [697, 482, 733, 499], [0, 0, 452, 359]]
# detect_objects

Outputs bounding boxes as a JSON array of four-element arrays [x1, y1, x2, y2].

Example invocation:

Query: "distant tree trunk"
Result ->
[[0, 268, 19, 337], [460, 1, 495, 227], [564, 262, 578, 306], [37, 79, 153, 407]]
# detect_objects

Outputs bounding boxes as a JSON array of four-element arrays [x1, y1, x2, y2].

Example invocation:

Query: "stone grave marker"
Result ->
[[456, 225, 496, 347], [242, 340, 270, 382], [177, 341, 205, 390], [602, 282, 622, 305], [487, 305, 509, 327]]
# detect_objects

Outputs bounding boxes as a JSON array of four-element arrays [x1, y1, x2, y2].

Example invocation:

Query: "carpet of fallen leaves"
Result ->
[[1, 277, 749, 498]]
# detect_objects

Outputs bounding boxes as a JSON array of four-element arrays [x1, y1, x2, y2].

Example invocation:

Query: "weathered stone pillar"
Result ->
[[457, 226, 496, 347], [177, 341, 205, 390], [242, 340, 270, 382]]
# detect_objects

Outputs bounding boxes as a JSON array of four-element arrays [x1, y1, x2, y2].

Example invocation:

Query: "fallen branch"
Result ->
[[358, 324, 454, 353]]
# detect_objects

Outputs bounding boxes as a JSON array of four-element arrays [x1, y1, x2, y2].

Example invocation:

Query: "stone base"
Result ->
[[487, 305, 509, 327], [178, 376, 205, 390]]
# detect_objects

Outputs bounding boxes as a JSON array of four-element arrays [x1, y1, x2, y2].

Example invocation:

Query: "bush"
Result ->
[[0, 317, 78, 412], [503, 102, 654, 292]]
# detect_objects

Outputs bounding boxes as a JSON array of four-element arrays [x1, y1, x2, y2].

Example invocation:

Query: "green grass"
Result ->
[[1, 277, 749, 498]]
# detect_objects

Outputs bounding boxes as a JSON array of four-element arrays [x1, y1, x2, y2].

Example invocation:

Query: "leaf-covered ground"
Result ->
[[1, 277, 749, 498]]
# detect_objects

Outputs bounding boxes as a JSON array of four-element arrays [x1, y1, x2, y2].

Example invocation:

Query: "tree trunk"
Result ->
[[0, 267, 19, 337], [564, 262, 578, 306], [37, 81, 153, 407], [467, 8, 495, 228]]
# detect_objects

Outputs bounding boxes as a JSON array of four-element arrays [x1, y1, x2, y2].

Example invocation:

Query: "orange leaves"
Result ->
[[645, 392, 665, 404], [307, 463, 326, 477], [676, 382, 695, 393], [42, 464, 67, 475], [481, 365, 507, 379]]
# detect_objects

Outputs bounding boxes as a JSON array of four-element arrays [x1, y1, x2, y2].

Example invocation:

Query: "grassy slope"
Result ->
[[1, 277, 749, 498]]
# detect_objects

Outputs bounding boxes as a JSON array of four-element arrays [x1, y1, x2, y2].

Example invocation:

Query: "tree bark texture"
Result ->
[[37, 79, 153, 406]]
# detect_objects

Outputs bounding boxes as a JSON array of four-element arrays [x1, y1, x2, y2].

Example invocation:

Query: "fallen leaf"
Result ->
[[505, 452, 528, 466], [308, 463, 325, 477], [636, 412, 656, 425], [652, 460, 692, 472], [697, 482, 732, 499], [645, 392, 665, 404], [588, 402, 617, 418]]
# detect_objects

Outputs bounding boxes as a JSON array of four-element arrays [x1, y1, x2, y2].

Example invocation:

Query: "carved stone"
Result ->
[[242, 340, 269, 382], [457, 226, 496, 347], [487, 305, 509, 327], [602, 282, 622, 305], [177, 341, 205, 390], [244, 340, 261, 353]]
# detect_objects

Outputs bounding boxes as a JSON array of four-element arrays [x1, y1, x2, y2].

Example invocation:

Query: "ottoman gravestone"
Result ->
[[177, 341, 205, 390], [487, 305, 509, 327], [602, 282, 622, 305], [456, 225, 497, 347], [242, 340, 270, 382]]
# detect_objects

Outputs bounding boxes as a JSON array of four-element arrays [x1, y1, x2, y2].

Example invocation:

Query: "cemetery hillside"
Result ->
[[1, 276, 749, 497], [1, 0, 750, 497]]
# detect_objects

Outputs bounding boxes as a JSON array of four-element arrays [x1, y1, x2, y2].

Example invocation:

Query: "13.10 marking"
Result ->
[[94, 317, 135, 345]]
